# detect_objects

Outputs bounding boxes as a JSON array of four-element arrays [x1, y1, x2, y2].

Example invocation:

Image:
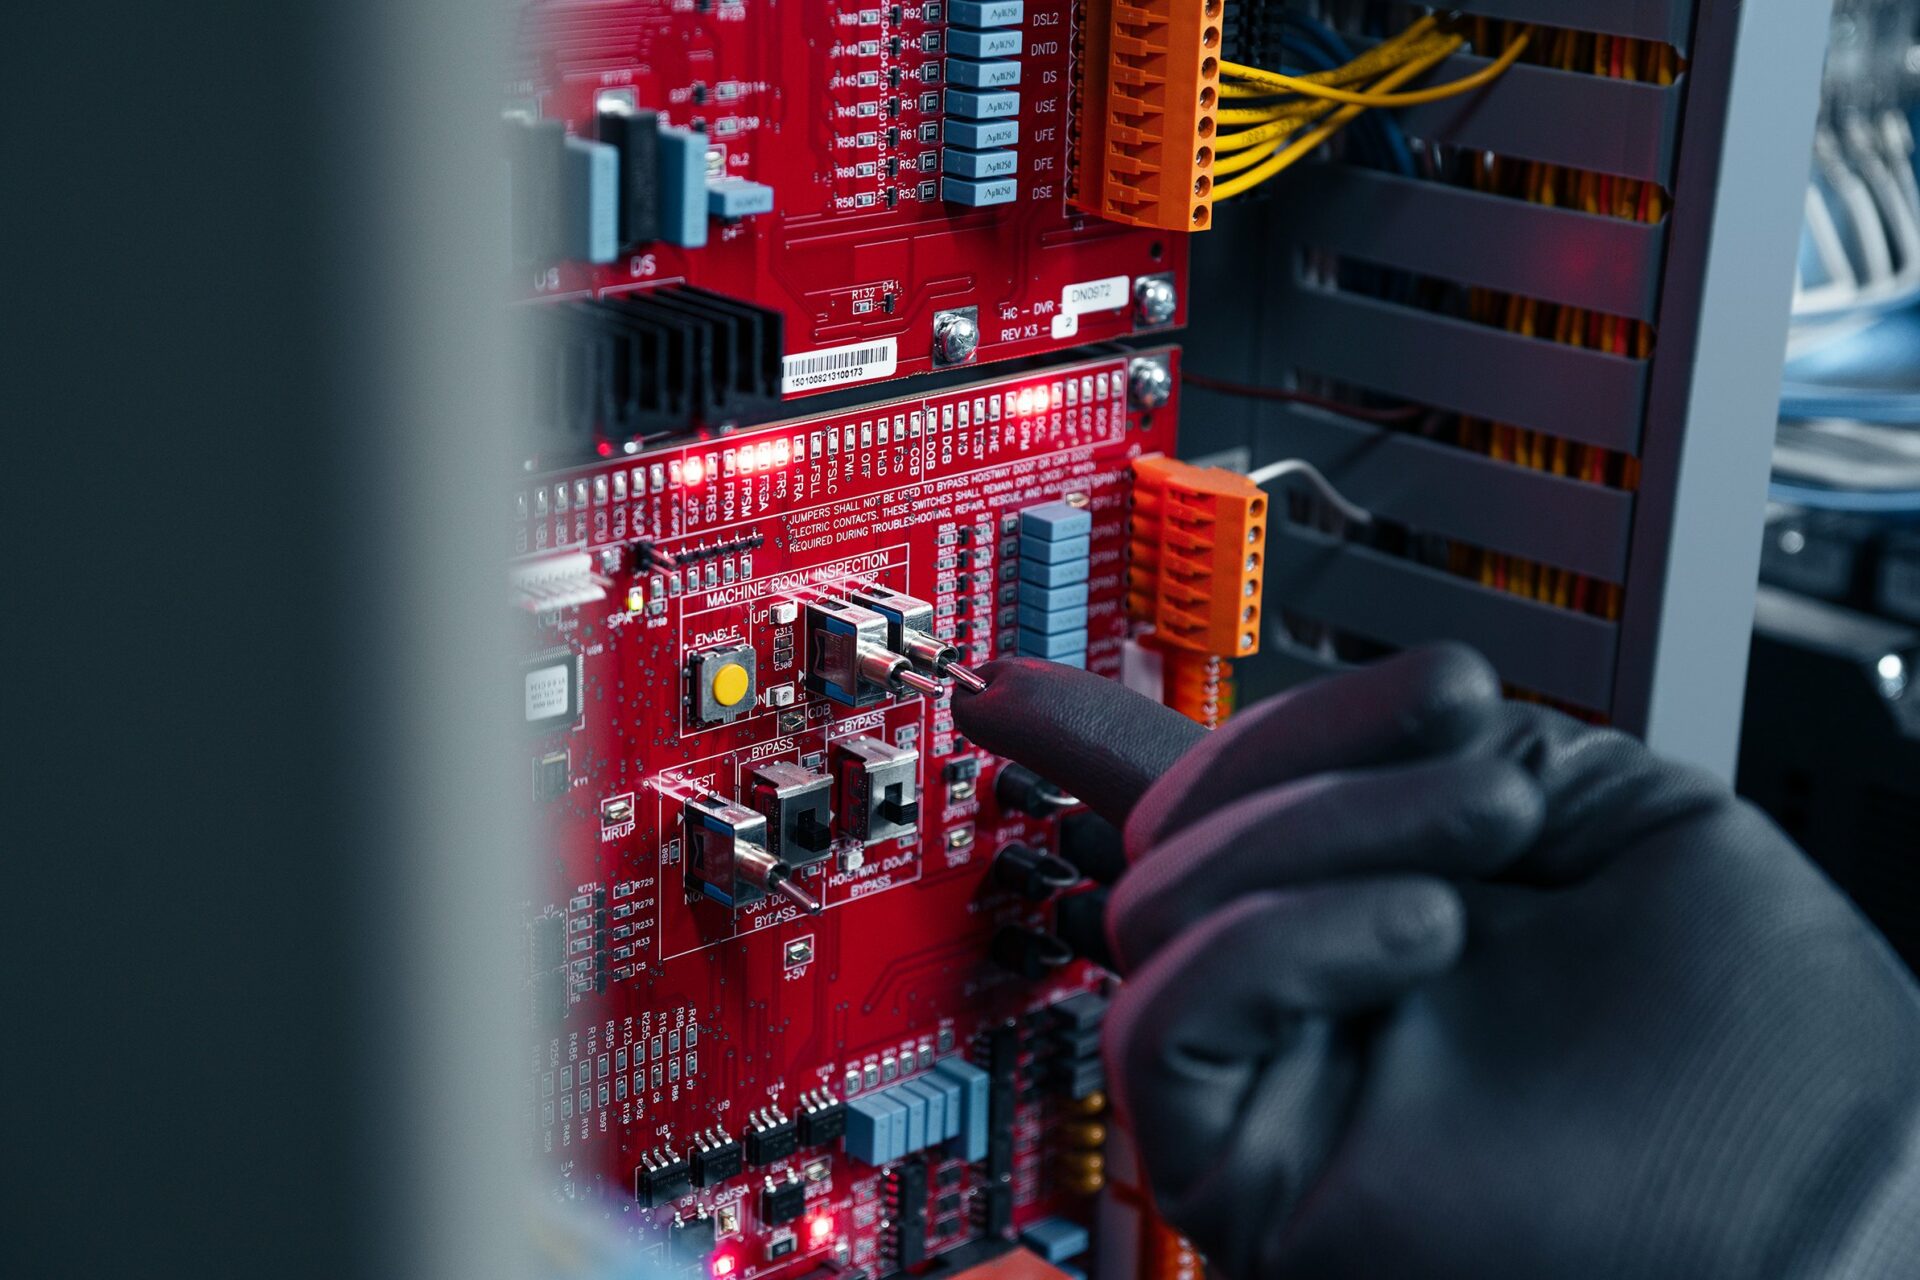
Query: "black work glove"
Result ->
[[955, 646, 1920, 1280]]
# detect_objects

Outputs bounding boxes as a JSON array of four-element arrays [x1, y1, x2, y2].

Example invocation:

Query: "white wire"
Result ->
[[1244, 458, 1375, 525], [1822, 125, 1894, 284], [1881, 110, 1920, 214], [1801, 184, 1859, 296], [1794, 112, 1920, 321], [1846, 114, 1920, 277]]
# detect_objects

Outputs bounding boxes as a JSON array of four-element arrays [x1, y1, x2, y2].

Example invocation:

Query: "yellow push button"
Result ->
[[711, 661, 751, 707]]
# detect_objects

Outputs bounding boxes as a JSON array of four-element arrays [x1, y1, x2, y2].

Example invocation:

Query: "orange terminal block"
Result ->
[[1070, 0, 1223, 231], [1128, 454, 1265, 657], [1162, 644, 1235, 727], [1133, 630, 1236, 726]]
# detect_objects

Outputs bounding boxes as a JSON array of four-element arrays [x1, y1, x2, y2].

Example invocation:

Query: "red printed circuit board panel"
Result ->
[[520, 349, 1180, 1279], [509, 0, 1185, 431]]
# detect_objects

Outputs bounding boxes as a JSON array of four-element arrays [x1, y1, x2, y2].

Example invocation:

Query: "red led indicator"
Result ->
[[683, 456, 706, 485], [710, 1253, 737, 1278], [808, 1215, 835, 1247]]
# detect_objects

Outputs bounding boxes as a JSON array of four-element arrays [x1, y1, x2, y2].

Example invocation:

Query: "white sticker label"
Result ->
[[1060, 274, 1131, 318], [524, 664, 572, 722], [1050, 312, 1080, 339], [781, 337, 900, 393]]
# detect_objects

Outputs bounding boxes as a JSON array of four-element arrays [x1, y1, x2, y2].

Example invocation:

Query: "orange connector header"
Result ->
[[1128, 454, 1265, 657], [1070, 0, 1222, 231]]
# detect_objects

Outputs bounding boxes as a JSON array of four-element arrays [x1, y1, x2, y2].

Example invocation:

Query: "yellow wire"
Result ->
[[1220, 25, 1532, 109], [1219, 104, 1309, 124], [1215, 104, 1333, 155], [1212, 33, 1460, 156], [1216, 21, 1443, 99], [1216, 32, 1462, 125], [1213, 39, 1462, 200], [1213, 129, 1305, 175]]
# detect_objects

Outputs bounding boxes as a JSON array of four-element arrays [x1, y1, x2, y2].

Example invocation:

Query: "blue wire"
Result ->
[[1273, 34, 1385, 165], [1281, 10, 1356, 61], [1281, 11, 1415, 175], [1769, 482, 1920, 514]]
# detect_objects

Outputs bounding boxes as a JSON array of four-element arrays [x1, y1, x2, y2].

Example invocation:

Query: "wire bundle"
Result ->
[[1451, 25, 1679, 620], [1795, 112, 1920, 323], [1765, 0, 1920, 516], [1211, 16, 1533, 200], [1207, 12, 1683, 715]]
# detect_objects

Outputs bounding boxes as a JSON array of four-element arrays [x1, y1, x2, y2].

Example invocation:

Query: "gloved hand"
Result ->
[[954, 647, 1920, 1280]]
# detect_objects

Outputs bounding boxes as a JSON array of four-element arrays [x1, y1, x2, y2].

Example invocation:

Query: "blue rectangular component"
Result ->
[[562, 137, 620, 265], [894, 1082, 928, 1153], [897, 1080, 945, 1151], [943, 147, 1019, 180], [847, 1094, 907, 1166], [1027, 605, 1089, 635], [1018, 579, 1090, 611], [1021, 501, 1093, 541], [933, 1058, 991, 1161], [945, 88, 1021, 120], [942, 175, 1019, 207], [944, 118, 1020, 150], [946, 57, 1022, 88], [656, 126, 708, 248], [946, 27, 1023, 57], [705, 177, 775, 218], [1021, 1218, 1092, 1264], [1019, 557, 1091, 588], [922, 1070, 963, 1141], [950, 0, 1024, 25], [1019, 627, 1089, 659], [1019, 532, 1090, 564], [887, 1091, 909, 1159]]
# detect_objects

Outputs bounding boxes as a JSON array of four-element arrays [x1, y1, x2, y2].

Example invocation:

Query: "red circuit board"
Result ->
[[521, 349, 1180, 1277], [514, 0, 1187, 396]]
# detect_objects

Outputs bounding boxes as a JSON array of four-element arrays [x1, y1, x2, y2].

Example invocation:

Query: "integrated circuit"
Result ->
[[520, 650, 578, 734]]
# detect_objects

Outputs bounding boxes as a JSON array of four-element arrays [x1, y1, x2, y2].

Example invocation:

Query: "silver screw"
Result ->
[[1129, 356, 1172, 410], [1134, 276, 1178, 326], [1875, 652, 1908, 701], [932, 311, 979, 365]]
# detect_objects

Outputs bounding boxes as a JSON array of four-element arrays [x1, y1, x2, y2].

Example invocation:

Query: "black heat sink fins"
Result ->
[[596, 107, 662, 248], [519, 285, 784, 457]]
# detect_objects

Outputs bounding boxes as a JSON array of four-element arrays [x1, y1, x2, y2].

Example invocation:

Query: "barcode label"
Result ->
[[782, 338, 899, 393]]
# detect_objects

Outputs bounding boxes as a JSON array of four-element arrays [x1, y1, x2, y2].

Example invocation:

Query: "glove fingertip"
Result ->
[[1390, 642, 1505, 751], [951, 657, 1207, 826], [1454, 758, 1549, 860], [1372, 877, 1468, 969]]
